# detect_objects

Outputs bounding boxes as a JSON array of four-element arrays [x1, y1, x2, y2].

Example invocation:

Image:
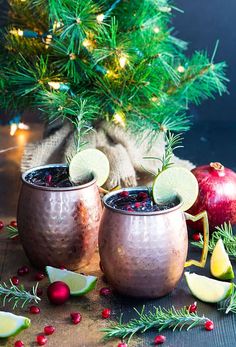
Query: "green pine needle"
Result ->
[[5, 225, 19, 239], [218, 284, 236, 314], [102, 305, 209, 342]]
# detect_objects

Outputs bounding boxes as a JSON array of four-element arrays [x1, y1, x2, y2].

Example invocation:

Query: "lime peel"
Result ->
[[0, 311, 30, 338], [210, 239, 234, 280]]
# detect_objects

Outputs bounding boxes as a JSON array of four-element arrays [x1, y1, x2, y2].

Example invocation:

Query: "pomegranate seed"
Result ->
[[120, 191, 129, 198], [100, 287, 112, 296], [36, 335, 47, 346], [37, 288, 43, 296], [35, 272, 45, 281], [117, 343, 127, 347], [44, 325, 55, 335], [21, 266, 30, 274], [126, 206, 134, 212], [45, 174, 52, 185], [188, 302, 197, 313], [29, 305, 41, 314], [10, 220, 17, 228], [0, 221, 4, 230], [192, 232, 201, 241], [17, 268, 25, 276], [102, 308, 111, 319], [14, 341, 24, 347], [11, 276, 20, 286], [154, 335, 166, 344], [134, 202, 142, 208], [205, 320, 214, 331], [70, 312, 82, 324], [138, 192, 148, 200]]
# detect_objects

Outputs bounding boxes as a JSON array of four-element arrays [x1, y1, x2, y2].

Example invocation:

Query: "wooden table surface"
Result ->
[[1, 122, 236, 347]]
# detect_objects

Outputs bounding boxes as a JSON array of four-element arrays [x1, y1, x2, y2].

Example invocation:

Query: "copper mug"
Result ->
[[17, 164, 102, 270], [98, 187, 209, 298]]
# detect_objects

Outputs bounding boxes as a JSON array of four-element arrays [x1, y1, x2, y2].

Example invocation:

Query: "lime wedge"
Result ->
[[0, 312, 30, 338], [210, 239, 234, 280], [152, 166, 199, 211], [185, 272, 233, 303], [69, 149, 110, 187], [46, 266, 97, 296]]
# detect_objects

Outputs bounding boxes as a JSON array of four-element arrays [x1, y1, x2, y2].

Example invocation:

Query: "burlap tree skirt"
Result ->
[[21, 122, 194, 189]]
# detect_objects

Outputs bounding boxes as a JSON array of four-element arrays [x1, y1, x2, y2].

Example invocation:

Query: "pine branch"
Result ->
[[218, 284, 236, 314], [191, 222, 236, 259], [102, 305, 209, 342], [5, 225, 19, 239], [0, 280, 41, 309]]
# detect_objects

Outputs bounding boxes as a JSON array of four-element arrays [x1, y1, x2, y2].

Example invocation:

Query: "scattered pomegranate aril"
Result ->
[[14, 341, 24, 347], [188, 302, 197, 313], [29, 305, 41, 314], [35, 272, 45, 281], [134, 202, 142, 208], [45, 174, 52, 186], [119, 191, 129, 198], [44, 325, 55, 335], [70, 312, 82, 324], [21, 266, 30, 274], [102, 308, 111, 319], [117, 343, 127, 347], [37, 288, 43, 296], [0, 221, 4, 230], [11, 276, 20, 286], [154, 335, 166, 344], [205, 320, 214, 331], [192, 233, 201, 242], [10, 220, 17, 228], [99, 287, 112, 296], [17, 268, 25, 276], [36, 335, 47, 346]]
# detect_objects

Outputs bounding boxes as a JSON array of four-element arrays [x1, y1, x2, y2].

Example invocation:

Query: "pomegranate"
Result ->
[[188, 162, 236, 231]]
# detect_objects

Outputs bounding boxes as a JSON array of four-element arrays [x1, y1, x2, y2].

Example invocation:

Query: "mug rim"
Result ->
[[21, 164, 97, 192], [103, 186, 184, 216]]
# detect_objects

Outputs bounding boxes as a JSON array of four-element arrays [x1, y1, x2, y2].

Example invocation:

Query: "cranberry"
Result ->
[[138, 192, 148, 200], [37, 288, 43, 296], [14, 341, 24, 347], [36, 335, 47, 346], [44, 325, 55, 335], [35, 272, 45, 281], [29, 305, 41, 314], [70, 312, 82, 324], [117, 343, 127, 347], [119, 191, 129, 198], [188, 302, 197, 313], [192, 232, 201, 241], [205, 320, 214, 331], [10, 220, 17, 228], [102, 308, 111, 319], [0, 221, 4, 230], [154, 335, 166, 344], [100, 287, 112, 296], [11, 276, 20, 285]]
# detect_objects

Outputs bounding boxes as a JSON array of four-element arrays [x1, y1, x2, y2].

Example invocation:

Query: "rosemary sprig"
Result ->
[[5, 225, 19, 239], [143, 132, 183, 176], [191, 222, 236, 259], [0, 280, 41, 309], [218, 284, 236, 314], [102, 305, 208, 342]]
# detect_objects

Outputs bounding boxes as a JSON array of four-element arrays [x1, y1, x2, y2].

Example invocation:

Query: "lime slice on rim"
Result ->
[[210, 239, 234, 280], [0, 312, 30, 338], [185, 272, 233, 303], [152, 166, 199, 211], [69, 149, 110, 187], [46, 266, 97, 296]]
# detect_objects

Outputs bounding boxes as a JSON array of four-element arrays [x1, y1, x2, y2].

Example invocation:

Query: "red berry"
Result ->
[[11, 276, 20, 285], [120, 191, 129, 198], [37, 288, 43, 296], [10, 220, 17, 228], [134, 202, 142, 208], [29, 305, 41, 314], [14, 341, 24, 347], [0, 221, 4, 230], [35, 272, 45, 281], [44, 325, 55, 335], [192, 232, 201, 241], [154, 335, 166, 344], [188, 302, 197, 313], [205, 320, 214, 331], [138, 192, 148, 200], [117, 343, 127, 347], [99, 287, 112, 296], [70, 312, 82, 324], [36, 335, 47, 346], [102, 308, 111, 319]]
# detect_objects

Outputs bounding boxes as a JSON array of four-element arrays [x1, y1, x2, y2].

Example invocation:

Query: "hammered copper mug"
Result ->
[[98, 187, 209, 298], [17, 164, 102, 270]]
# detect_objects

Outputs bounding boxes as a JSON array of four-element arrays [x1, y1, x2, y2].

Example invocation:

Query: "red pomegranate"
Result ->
[[188, 162, 236, 232]]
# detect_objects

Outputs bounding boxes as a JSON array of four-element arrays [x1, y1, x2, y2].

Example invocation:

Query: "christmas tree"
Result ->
[[0, 0, 228, 143]]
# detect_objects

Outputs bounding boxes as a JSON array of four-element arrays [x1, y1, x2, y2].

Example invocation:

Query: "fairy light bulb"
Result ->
[[82, 39, 92, 48], [48, 81, 61, 90], [119, 54, 128, 68], [113, 111, 126, 127], [96, 14, 104, 23], [10, 28, 24, 36], [10, 123, 18, 136], [177, 65, 185, 73], [153, 26, 160, 34]]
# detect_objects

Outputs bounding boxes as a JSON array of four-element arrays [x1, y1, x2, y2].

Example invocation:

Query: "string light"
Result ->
[[10, 28, 24, 36], [177, 65, 185, 73], [10, 122, 29, 136], [153, 26, 160, 34], [113, 111, 126, 127], [48, 82, 61, 90], [118, 54, 128, 68], [159, 6, 171, 13], [76, 18, 82, 24], [106, 70, 119, 79], [69, 53, 77, 60], [96, 14, 105, 23]]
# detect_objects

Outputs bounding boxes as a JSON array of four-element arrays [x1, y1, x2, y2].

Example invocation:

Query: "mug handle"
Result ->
[[184, 211, 209, 268]]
